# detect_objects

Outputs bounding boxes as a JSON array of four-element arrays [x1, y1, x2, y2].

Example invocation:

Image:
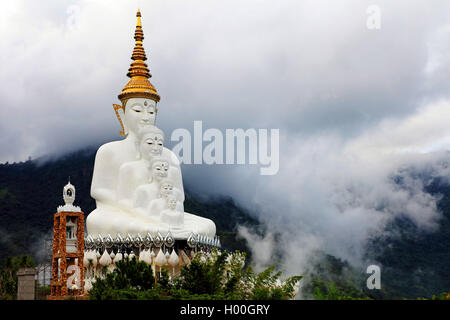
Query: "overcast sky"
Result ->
[[1, 0, 450, 276]]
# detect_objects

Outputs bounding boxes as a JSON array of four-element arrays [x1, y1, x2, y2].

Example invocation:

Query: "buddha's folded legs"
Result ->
[[86, 206, 157, 238], [87, 206, 216, 240], [183, 212, 216, 238]]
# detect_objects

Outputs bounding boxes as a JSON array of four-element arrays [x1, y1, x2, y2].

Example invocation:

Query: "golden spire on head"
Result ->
[[118, 9, 160, 108]]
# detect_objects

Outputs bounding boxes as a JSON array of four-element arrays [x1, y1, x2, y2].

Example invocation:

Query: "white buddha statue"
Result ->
[[160, 195, 184, 229], [132, 157, 170, 213], [86, 10, 215, 239], [146, 180, 184, 216], [116, 127, 181, 209]]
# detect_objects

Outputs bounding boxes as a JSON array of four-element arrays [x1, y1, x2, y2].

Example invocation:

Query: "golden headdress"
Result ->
[[118, 10, 160, 107]]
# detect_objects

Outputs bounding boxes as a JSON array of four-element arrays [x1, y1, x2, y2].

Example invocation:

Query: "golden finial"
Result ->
[[118, 10, 160, 108], [137, 9, 142, 27]]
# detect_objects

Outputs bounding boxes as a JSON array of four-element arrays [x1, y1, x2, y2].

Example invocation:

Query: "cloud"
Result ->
[[237, 226, 276, 273], [234, 101, 449, 276], [2, 0, 450, 162]]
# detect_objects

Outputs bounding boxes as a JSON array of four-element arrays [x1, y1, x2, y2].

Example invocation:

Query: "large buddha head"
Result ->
[[118, 10, 160, 136], [124, 98, 158, 134]]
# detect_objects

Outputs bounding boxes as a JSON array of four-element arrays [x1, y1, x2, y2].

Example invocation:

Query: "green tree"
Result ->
[[310, 278, 371, 300], [176, 251, 228, 296], [89, 256, 155, 300], [0, 255, 35, 300], [89, 250, 302, 300]]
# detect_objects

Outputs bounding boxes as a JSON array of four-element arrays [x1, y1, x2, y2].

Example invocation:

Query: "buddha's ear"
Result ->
[[113, 104, 128, 137]]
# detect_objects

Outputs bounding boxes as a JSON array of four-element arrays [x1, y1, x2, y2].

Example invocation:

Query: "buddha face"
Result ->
[[166, 195, 177, 210], [124, 98, 157, 134], [160, 181, 174, 197], [139, 132, 164, 160], [151, 160, 169, 180]]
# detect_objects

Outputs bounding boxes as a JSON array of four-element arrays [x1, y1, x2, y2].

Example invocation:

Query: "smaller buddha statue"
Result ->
[[145, 180, 184, 218], [132, 156, 170, 213], [116, 126, 165, 210], [160, 195, 184, 229]]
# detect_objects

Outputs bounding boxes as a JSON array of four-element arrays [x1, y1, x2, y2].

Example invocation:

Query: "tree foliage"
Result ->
[[89, 250, 302, 300], [0, 255, 35, 300], [88, 257, 155, 300], [310, 278, 372, 300]]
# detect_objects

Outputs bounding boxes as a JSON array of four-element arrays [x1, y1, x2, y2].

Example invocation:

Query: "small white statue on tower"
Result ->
[[58, 180, 81, 213]]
